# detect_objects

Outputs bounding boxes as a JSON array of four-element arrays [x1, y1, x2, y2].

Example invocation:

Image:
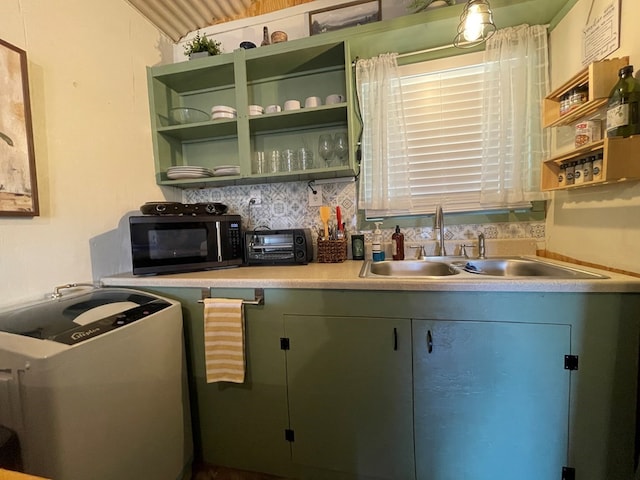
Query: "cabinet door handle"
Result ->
[[426, 330, 433, 353], [393, 327, 398, 351]]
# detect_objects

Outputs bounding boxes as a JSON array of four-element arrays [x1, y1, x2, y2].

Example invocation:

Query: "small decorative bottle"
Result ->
[[351, 233, 365, 260], [392, 225, 405, 260], [606, 65, 640, 138], [372, 222, 385, 262], [261, 26, 270, 46]]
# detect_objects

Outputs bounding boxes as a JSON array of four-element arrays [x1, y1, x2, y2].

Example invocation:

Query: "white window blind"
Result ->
[[387, 52, 530, 216]]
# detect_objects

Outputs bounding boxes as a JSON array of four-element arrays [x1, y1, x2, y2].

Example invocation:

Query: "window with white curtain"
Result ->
[[384, 52, 531, 216]]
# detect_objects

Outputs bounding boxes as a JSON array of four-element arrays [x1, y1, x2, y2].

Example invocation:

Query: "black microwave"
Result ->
[[129, 215, 243, 275]]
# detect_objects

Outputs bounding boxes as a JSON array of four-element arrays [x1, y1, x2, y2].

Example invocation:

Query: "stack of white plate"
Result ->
[[211, 105, 237, 120], [166, 166, 215, 179], [213, 165, 240, 176], [248, 105, 264, 116]]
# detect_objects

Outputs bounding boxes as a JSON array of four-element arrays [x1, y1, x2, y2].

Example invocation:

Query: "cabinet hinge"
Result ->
[[564, 355, 579, 371], [280, 337, 290, 350], [562, 466, 575, 480], [285, 429, 295, 442]]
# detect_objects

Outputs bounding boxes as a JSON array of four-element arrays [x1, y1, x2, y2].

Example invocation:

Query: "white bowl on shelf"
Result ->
[[211, 106, 237, 121], [248, 105, 264, 116], [284, 99, 301, 111], [212, 111, 236, 120], [265, 104, 281, 113], [211, 105, 236, 114]]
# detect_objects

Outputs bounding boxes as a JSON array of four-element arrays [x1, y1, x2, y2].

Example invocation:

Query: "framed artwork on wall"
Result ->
[[0, 38, 38, 216], [309, 0, 382, 36]]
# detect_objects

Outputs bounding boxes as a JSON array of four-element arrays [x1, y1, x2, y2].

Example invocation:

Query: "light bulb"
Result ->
[[454, 0, 496, 49], [463, 4, 483, 42]]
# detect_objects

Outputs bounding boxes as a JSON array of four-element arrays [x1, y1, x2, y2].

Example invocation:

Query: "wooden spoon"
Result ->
[[319, 206, 330, 239]]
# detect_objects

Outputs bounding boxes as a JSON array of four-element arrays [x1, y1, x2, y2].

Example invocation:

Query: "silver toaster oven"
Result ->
[[244, 229, 313, 265]]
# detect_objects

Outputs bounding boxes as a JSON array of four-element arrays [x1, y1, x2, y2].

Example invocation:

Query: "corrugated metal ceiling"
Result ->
[[126, 0, 315, 42]]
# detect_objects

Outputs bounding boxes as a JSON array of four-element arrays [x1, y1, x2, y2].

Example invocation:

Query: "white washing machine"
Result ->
[[0, 286, 192, 480]]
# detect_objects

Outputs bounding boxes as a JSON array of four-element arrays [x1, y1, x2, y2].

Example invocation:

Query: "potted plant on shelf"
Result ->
[[183, 31, 222, 59], [408, 0, 457, 12]]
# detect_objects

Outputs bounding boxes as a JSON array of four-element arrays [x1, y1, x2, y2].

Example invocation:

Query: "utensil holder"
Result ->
[[317, 238, 347, 263]]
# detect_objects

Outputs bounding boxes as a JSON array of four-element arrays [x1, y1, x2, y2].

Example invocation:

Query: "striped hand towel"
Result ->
[[203, 298, 245, 383]]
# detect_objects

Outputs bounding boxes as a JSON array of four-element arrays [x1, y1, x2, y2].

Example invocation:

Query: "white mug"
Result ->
[[284, 99, 301, 111], [304, 96, 322, 108], [265, 104, 281, 113], [325, 94, 345, 105]]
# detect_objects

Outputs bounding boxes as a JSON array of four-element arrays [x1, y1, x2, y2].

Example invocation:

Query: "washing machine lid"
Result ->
[[0, 288, 172, 345]]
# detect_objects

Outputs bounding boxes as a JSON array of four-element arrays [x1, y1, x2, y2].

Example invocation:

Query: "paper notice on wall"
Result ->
[[582, 0, 620, 66]]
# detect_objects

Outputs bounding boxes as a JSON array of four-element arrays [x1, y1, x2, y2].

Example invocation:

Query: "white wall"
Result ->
[[548, 0, 640, 275], [0, 0, 174, 307]]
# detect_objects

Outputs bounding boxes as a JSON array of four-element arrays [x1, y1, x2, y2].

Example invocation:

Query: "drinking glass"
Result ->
[[253, 151, 266, 174], [333, 133, 348, 165], [269, 150, 281, 173], [318, 134, 334, 165], [282, 149, 298, 172], [298, 148, 314, 170]]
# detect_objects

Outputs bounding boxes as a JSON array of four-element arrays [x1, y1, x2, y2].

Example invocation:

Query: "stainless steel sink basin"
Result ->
[[452, 257, 609, 279], [360, 260, 460, 278], [359, 256, 608, 279]]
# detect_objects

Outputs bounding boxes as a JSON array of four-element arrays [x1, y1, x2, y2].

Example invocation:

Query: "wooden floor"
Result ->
[[190, 463, 289, 480]]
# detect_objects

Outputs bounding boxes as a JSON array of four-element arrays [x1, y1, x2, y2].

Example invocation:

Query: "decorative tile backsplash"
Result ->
[[184, 180, 545, 256], [184, 180, 358, 233]]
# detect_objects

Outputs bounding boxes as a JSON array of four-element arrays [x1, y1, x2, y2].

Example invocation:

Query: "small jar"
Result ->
[[557, 163, 567, 187], [574, 158, 584, 185], [582, 155, 594, 183], [570, 85, 588, 109], [592, 152, 604, 181], [565, 161, 575, 186], [576, 84, 588, 104], [560, 93, 570, 116]]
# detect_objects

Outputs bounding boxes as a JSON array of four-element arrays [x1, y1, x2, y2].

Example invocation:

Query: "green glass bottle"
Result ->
[[606, 65, 640, 138]]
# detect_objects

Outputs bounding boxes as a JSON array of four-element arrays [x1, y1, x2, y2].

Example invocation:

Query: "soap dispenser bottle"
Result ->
[[392, 225, 405, 260], [372, 222, 385, 262]]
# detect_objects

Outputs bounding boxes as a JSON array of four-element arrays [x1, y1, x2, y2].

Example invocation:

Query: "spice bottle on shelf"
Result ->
[[565, 161, 576, 186], [391, 225, 405, 260], [560, 92, 570, 116], [574, 158, 584, 185], [372, 222, 385, 262], [606, 65, 640, 138], [558, 163, 567, 187], [582, 156, 594, 183], [592, 152, 604, 181]]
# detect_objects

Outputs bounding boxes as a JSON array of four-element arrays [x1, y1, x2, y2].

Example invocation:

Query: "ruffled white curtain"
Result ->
[[480, 24, 550, 205], [355, 53, 413, 211]]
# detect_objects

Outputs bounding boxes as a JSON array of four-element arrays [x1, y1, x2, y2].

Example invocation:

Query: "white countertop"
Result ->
[[101, 257, 640, 293]]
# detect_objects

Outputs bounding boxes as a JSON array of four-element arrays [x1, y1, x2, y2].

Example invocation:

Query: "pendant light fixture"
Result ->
[[453, 0, 497, 48]]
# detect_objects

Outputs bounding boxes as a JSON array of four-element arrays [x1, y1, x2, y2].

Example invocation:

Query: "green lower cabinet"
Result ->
[[143, 287, 293, 476], [284, 315, 414, 480], [412, 319, 571, 480], [193, 304, 291, 475], [128, 287, 640, 480]]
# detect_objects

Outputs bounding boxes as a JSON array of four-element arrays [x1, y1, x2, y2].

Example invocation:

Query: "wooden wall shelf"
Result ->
[[543, 57, 628, 128]]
